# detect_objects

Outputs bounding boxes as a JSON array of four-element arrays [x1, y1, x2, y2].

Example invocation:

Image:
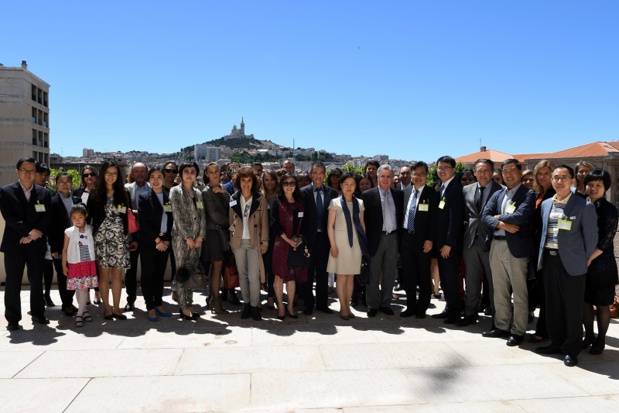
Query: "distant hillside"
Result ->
[[181, 137, 278, 152]]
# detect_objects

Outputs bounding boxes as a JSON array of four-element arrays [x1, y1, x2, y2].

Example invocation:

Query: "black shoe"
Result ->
[[228, 291, 242, 306], [45, 296, 55, 307], [31, 316, 50, 325], [456, 315, 477, 327], [536, 344, 562, 355], [378, 306, 394, 315], [317, 306, 334, 314], [124, 303, 134, 312], [444, 316, 460, 324], [367, 309, 378, 318], [302, 307, 313, 316], [112, 313, 127, 320], [251, 306, 262, 321], [415, 311, 427, 319], [482, 328, 510, 338], [506, 334, 524, 346], [287, 309, 298, 319], [431, 311, 449, 319], [564, 354, 578, 367], [7, 323, 21, 331], [400, 308, 416, 318], [103, 314, 113, 320], [241, 304, 251, 319], [590, 343, 605, 355], [394, 283, 403, 292], [63, 306, 76, 317]]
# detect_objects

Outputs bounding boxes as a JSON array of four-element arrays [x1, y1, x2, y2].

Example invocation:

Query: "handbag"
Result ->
[[223, 253, 239, 289], [611, 295, 619, 319], [288, 238, 311, 267], [127, 208, 139, 233], [175, 265, 207, 290], [355, 257, 370, 286]]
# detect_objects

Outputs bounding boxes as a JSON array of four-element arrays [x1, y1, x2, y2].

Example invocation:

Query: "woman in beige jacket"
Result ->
[[229, 167, 269, 320]]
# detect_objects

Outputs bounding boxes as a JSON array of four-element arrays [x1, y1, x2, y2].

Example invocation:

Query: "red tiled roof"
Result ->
[[529, 141, 619, 159], [456, 149, 513, 164]]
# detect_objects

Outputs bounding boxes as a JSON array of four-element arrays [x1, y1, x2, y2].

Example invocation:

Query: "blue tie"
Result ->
[[440, 184, 445, 198], [407, 189, 418, 233], [315, 187, 324, 230]]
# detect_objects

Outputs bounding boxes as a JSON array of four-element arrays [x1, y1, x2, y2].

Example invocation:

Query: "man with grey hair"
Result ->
[[361, 164, 403, 317]]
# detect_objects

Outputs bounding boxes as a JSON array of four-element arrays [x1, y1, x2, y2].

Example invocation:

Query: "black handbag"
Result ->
[[355, 257, 370, 286], [288, 238, 311, 267]]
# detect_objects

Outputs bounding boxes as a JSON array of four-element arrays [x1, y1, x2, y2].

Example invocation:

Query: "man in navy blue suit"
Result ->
[[300, 161, 338, 314], [431, 156, 464, 324], [481, 159, 536, 347], [0, 157, 53, 331]]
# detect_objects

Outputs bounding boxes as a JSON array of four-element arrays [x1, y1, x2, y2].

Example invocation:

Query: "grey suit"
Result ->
[[462, 181, 502, 318], [537, 194, 597, 356]]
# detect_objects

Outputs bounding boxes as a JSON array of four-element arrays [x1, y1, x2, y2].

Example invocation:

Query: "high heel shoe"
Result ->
[[582, 335, 596, 349], [287, 308, 298, 319], [277, 310, 286, 321], [112, 312, 127, 320]]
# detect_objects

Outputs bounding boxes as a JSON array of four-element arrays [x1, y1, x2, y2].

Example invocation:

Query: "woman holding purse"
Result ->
[[270, 174, 307, 320]]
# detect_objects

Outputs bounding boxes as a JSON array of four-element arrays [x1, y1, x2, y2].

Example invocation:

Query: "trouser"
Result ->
[[367, 232, 398, 310], [400, 231, 432, 313], [125, 246, 140, 304], [543, 252, 586, 356], [489, 240, 528, 336], [43, 258, 54, 296], [140, 245, 169, 310], [438, 249, 461, 318], [4, 247, 46, 324], [300, 231, 330, 310], [233, 240, 261, 307], [52, 257, 76, 309], [463, 236, 494, 318]]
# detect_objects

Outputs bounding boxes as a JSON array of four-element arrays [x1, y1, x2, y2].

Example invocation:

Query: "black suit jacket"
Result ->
[[48, 192, 82, 254], [401, 185, 438, 247], [482, 184, 536, 258], [0, 182, 52, 254], [301, 184, 339, 248], [361, 186, 404, 256], [138, 188, 174, 247], [435, 179, 464, 253]]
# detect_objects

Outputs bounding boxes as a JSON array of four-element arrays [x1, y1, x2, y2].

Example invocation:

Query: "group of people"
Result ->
[[1, 156, 616, 368]]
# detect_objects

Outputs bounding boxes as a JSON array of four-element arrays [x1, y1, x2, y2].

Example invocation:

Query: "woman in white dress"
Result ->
[[327, 173, 368, 320]]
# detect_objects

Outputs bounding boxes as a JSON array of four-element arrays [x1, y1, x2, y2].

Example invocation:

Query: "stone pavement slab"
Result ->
[[0, 287, 618, 412]]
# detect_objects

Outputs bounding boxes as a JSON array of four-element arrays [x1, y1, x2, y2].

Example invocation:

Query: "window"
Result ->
[[43, 133, 48, 148], [43, 113, 48, 128], [38, 109, 43, 125], [31, 85, 37, 101], [31, 107, 37, 123], [38, 131, 43, 147], [32, 129, 37, 145], [43, 91, 48, 107], [37, 89, 42, 104]]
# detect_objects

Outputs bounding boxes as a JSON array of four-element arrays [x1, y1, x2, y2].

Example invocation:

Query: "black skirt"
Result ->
[[584, 268, 618, 306]]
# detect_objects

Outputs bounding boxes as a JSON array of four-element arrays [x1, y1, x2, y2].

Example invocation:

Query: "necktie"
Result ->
[[440, 184, 445, 198], [384, 190, 393, 232], [407, 189, 418, 233], [477, 186, 485, 212], [315, 187, 324, 230]]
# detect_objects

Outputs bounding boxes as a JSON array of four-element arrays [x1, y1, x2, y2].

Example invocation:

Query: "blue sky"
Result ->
[[3, 1, 618, 162]]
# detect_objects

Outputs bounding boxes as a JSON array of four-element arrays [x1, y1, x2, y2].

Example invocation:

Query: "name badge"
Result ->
[[557, 219, 572, 231], [549, 211, 564, 219], [163, 204, 172, 213], [230, 200, 237, 207], [196, 201, 204, 210], [35, 204, 46, 213], [116, 205, 127, 214], [505, 203, 516, 214], [438, 200, 445, 210], [418, 203, 429, 212], [298, 212, 304, 217]]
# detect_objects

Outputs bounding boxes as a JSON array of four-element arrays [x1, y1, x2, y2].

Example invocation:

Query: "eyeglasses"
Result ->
[[282, 181, 296, 186], [437, 166, 453, 171], [104, 172, 118, 177], [461, 177, 475, 182], [552, 175, 572, 181], [183, 170, 197, 175], [83, 173, 96, 178], [57, 181, 72, 185], [19, 169, 36, 174], [522, 178, 535, 183], [165, 169, 178, 174]]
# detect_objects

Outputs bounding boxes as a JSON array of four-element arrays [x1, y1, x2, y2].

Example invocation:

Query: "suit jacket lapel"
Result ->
[[231, 192, 242, 218]]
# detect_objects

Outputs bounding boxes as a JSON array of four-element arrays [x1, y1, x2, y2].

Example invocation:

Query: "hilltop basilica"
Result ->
[[223, 117, 254, 140]]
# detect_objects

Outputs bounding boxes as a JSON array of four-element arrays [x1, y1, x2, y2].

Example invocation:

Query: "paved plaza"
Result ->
[[0, 286, 618, 413]]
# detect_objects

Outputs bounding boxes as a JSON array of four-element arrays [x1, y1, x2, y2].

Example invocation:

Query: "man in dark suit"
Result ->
[[458, 159, 503, 326], [0, 157, 53, 331], [431, 156, 464, 324], [535, 165, 597, 367], [361, 164, 403, 317], [124, 162, 149, 311], [301, 161, 338, 314], [399, 161, 437, 318], [481, 159, 536, 347]]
